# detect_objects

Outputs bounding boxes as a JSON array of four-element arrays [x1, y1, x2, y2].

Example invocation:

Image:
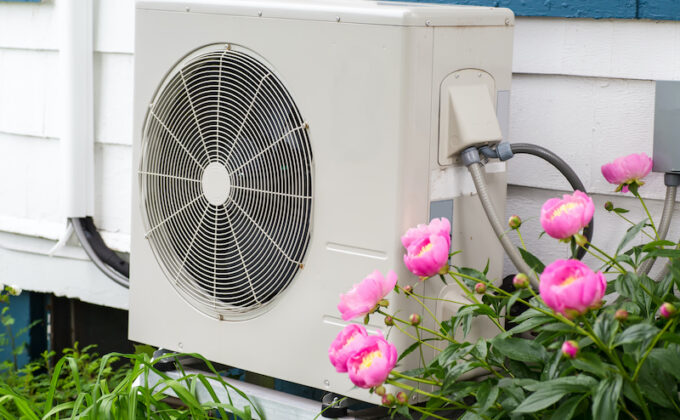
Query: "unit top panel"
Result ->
[[137, 0, 515, 27]]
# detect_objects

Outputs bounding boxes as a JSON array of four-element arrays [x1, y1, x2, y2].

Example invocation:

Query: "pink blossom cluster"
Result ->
[[333, 270, 399, 388], [328, 324, 397, 388]]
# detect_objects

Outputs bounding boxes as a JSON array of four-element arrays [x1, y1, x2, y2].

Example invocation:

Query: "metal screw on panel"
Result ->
[[335, 16, 341, 22], [455, 74, 459, 79], [185, 7, 190, 12], [425, 20, 431, 26], [505, 18, 510, 25], [324, 379, 330, 387], [178, 342, 183, 349], [478, 73, 482, 78], [258, 10, 262, 17]]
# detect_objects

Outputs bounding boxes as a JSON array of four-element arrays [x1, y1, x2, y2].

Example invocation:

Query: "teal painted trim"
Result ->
[[500, 0, 636, 19], [0, 1, 41, 2], [638, 0, 680, 20], [396, 0, 680, 20]]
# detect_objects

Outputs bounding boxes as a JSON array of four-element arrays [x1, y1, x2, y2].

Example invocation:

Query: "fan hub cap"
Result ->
[[201, 162, 231, 205]]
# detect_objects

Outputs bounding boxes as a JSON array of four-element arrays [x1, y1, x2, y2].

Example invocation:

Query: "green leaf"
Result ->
[[512, 308, 545, 324], [476, 382, 499, 413], [613, 207, 629, 214], [522, 375, 597, 393], [593, 312, 617, 347], [643, 248, 680, 259], [512, 387, 567, 413], [613, 323, 658, 347], [549, 395, 586, 420], [398, 339, 436, 363], [570, 352, 610, 378], [518, 247, 545, 274], [491, 337, 548, 363], [616, 219, 647, 255], [505, 316, 553, 336], [591, 375, 622, 420], [648, 348, 680, 383], [642, 240, 676, 250]]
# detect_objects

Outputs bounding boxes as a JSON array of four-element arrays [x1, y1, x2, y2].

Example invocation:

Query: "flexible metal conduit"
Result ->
[[71, 217, 130, 288], [638, 184, 677, 276], [466, 157, 540, 289], [509, 143, 594, 259]]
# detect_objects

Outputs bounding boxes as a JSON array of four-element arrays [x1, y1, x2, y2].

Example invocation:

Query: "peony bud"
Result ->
[[381, 393, 395, 406], [475, 282, 486, 294], [660, 302, 676, 319], [513, 273, 529, 289], [562, 340, 579, 359], [508, 215, 522, 230], [374, 385, 386, 396], [573, 233, 588, 247], [403, 285, 413, 295], [614, 309, 628, 322], [396, 391, 408, 405], [409, 313, 421, 326], [384, 316, 394, 326], [604, 201, 614, 211]]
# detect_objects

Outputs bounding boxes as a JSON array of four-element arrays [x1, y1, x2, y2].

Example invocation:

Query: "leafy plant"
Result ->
[[330, 152, 680, 420]]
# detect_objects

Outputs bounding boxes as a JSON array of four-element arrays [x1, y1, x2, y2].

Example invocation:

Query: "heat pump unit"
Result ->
[[129, 0, 514, 403]]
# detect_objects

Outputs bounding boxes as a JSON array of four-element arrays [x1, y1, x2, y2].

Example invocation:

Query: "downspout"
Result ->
[[57, 0, 129, 288]]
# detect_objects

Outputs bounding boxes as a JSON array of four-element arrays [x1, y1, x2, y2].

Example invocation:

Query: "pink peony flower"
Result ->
[[561, 340, 579, 359], [347, 334, 398, 388], [601, 152, 653, 193], [338, 270, 397, 321], [540, 191, 594, 240], [402, 218, 451, 277], [539, 259, 606, 319], [328, 324, 369, 373]]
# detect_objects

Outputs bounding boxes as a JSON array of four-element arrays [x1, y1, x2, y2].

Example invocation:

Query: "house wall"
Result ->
[[0, 0, 678, 309]]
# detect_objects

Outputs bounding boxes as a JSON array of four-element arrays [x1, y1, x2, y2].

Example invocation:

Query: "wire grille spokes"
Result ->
[[140, 44, 313, 319]]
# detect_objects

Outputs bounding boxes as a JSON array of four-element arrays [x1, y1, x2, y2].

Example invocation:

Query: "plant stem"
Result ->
[[614, 212, 655, 240], [390, 320, 442, 352], [516, 229, 527, 251], [385, 379, 471, 412], [415, 327, 426, 368], [632, 319, 675, 381], [401, 286, 446, 333], [407, 404, 451, 420], [448, 272, 505, 332], [380, 310, 454, 344], [407, 291, 467, 306], [586, 243, 627, 273], [635, 192, 659, 239], [391, 370, 442, 386]]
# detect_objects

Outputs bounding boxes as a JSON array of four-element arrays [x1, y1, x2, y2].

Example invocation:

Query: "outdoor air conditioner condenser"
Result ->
[[129, 0, 514, 403]]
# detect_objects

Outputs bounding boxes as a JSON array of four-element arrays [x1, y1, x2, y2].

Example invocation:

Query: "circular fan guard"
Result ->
[[140, 44, 313, 319]]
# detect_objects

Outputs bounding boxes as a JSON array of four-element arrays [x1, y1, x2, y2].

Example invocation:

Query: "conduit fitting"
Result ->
[[478, 142, 514, 162], [462, 147, 540, 289], [665, 173, 680, 187]]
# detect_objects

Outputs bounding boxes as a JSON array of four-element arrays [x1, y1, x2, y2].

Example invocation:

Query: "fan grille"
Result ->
[[140, 44, 313, 319]]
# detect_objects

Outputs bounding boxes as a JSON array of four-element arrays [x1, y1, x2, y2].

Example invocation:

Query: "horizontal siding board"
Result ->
[[0, 0, 134, 53], [513, 18, 680, 81]]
